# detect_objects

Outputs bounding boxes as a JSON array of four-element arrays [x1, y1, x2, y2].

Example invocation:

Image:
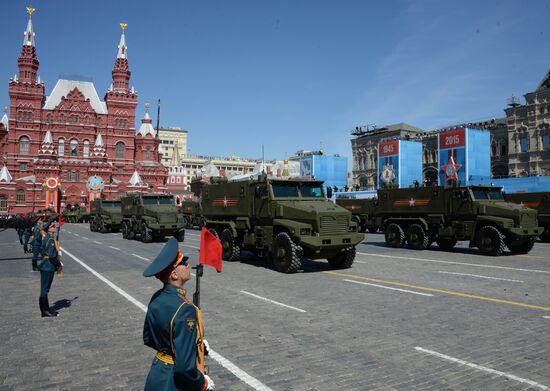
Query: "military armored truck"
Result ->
[[62, 205, 80, 223], [335, 197, 381, 233], [504, 192, 550, 242], [201, 175, 364, 273], [121, 193, 186, 243], [178, 200, 204, 229], [377, 186, 541, 255], [89, 199, 122, 233]]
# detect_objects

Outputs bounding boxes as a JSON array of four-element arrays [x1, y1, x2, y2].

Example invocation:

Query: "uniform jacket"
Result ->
[[39, 235, 59, 272], [31, 225, 42, 248], [143, 284, 206, 391]]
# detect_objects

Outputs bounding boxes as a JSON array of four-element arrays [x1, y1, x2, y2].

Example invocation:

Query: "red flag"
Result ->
[[59, 214, 65, 227], [199, 227, 222, 272]]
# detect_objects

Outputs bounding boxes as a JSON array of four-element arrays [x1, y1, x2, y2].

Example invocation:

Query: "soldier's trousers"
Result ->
[[32, 245, 41, 260], [40, 271, 54, 297]]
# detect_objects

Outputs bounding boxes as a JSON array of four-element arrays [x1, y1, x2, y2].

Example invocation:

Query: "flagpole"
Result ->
[[192, 264, 203, 308]]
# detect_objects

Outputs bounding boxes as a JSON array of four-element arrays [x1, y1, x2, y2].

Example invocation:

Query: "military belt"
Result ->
[[156, 351, 174, 365], [43, 256, 49, 259]]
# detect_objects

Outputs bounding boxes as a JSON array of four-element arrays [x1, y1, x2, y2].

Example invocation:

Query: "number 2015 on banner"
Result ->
[[439, 129, 465, 149]]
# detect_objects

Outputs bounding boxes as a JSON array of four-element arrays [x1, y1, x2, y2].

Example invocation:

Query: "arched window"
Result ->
[[0, 195, 7, 212], [491, 143, 497, 156], [60, 114, 65, 122], [41, 187, 46, 200], [67, 171, 72, 182], [75, 171, 80, 182], [46, 113, 52, 123], [116, 142, 125, 159], [58, 138, 65, 156], [19, 136, 29, 155], [83, 140, 90, 158], [70, 140, 78, 157], [16, 189, 25, 205], [145, 147, 151, 160]]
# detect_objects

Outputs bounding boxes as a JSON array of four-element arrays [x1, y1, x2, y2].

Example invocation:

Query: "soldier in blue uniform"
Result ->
[[22, 216, 32, 253], [30, 216, 44, 271], [38, 219, 61, 317], [15, 215, 25, 245], [142, 237, 215, 391]]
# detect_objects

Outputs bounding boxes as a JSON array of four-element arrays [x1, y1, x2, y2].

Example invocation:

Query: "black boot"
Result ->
[[32, 259, 38, 271], [45, 296, 58, 316], [39, 297, 57, 317]]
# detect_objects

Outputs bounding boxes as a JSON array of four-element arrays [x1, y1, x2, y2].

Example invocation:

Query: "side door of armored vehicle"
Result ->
[[450, 188, 475, 238]]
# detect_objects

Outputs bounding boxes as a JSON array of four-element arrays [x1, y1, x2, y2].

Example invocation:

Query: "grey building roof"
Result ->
[[43, 79, 108, 114]]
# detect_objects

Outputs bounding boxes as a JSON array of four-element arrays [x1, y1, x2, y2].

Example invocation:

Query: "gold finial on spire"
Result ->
[[26, 7, 35, 17], [120, 22, 127, 32], [144, 101, 150, 113]]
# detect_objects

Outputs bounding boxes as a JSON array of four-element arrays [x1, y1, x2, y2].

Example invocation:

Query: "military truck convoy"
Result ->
[[178, 200, 204, 229], [61, 205, 90, 223], [201, 174, 363, 273], [337, 185, 541, 256], [89, 199, 122, 233], [504, 192, 550, 242], [121, 192, 186, 243]]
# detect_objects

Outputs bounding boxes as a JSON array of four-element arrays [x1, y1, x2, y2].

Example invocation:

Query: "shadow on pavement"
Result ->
[[237, 250, 333, 273], [0, 256, 32, 261], [50, 296, 79, 313]]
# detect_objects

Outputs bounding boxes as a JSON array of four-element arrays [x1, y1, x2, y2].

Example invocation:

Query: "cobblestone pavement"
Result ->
[[1, 224, 549, 390]]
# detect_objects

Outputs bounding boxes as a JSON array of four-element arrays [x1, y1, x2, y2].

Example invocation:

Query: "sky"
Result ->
[[1, 0, 549, 162]]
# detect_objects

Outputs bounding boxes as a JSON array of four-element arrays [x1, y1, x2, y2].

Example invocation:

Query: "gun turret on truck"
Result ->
[[121, 193, 186, 243], [201, 174, 364, 273], [89, 199, 122, 233], [377, 185, 541, 255]]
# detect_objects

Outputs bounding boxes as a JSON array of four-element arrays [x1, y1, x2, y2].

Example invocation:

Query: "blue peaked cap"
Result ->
[[42, 218, 55, 230], [143, 237, 188, 277]]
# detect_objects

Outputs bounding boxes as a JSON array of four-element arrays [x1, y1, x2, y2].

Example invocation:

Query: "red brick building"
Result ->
[[0, 9, 166, 214]]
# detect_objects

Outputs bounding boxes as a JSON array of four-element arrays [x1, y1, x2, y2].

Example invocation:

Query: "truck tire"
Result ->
[[175, 229, 185, 243], [476, 225, 506, 256], [436, 237, 457, 251], [122, 222, 128, 239], [406, 224, 430, 250], [209, 228, 220, 240], [142, 225, 153, 243], [272, 232, 303, 273], [385, 223, 405, 248], [89, 220, 95, 232], [100, 221, 109, 233], [221, 228, 241, 262], [328, 247, 356, 269], [127, 223, 136, 240], [505, 237, 535, 254]]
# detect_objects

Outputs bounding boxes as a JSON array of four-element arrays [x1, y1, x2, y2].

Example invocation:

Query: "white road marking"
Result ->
[[93, 241, 102, 245], [544, 316, 550, 320], [185, 237, 201, 242], [73, 233, 80, 237], [109, 246, 121, 251], [358, 252, 550, 274], [66, 231, 73, 234], [61, 247, 274, 391], [343, 279, 434, 297], [82, 236, 89, 240], [437, 271, 524, 283], [132, 253, 149, 261], [415, 347, 549, 390], [240, 290, 307, 313]]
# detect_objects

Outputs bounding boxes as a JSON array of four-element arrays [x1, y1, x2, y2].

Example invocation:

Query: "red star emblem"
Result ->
[[408, 198, 416, 207], [442, 156, 462, 182], [223, 196, 228, 207]]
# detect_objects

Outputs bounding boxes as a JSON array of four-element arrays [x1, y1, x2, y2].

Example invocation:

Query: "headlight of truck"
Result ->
[[300, 228, 311, 235]]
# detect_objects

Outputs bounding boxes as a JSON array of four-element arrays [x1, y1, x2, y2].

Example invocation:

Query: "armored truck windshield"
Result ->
[[142, 196, 174, 205], [271, 181, 325, 198], [102, 201, 121, 207], [471, 188, 505, 201]]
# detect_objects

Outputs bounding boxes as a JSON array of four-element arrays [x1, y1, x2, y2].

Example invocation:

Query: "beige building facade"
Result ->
[[158, 126, 188, 166]]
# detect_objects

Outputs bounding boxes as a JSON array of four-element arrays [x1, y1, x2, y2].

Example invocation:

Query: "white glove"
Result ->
[[205, 374, 215, 390], [203, 339, 210, 356]]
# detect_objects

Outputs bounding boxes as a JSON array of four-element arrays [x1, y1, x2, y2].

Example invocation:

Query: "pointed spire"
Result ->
[[1, 107, 8, 132], [137, 102, 156, 137], [94, 133, 104, 147], [23, 7, 36, 47], [129, 170, 143, 186], [0, 166, 13, 183], [39, 130, 55, 157], [117, 22, 127, 59], [43, 130, 53, 144]]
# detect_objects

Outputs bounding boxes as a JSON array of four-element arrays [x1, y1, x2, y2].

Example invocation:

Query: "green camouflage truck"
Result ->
[[121, 193, 186, 243], [335, 197, 381, 233], [178, 200, 204, 229], [504, 191, 550, 242], [201, 174, 364, 273], [377, 185, 541, 255], [61, 205, 80, 223], [89, 199, 123, 233]]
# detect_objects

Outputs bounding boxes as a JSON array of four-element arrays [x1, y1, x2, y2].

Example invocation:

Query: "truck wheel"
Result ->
[[272, 232, 303, 273], [100, 221, 109, 233], [406, 224, 429, 250], [328, 247, 356, 269], [122, 223, 128, 239], [142, 226, 153, 243], [436, 237, 457, 251], [221, 228, 241, 262], [505, 237, 535, 254], [476, 225, 506, 256], [209, 228, 220, 240], [385, 223, 405, 248], [89, 220, 95, 232], [127, 224, 136, 240], [175, 229, 185, 243]]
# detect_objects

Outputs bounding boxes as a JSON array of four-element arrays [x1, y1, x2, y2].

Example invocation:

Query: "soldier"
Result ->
[[22, 215, 33, 253], [15, 215, 25, 245], [142, 237, 215, 391], [30, 216, 44, 271], [38, 219, 62, 317]]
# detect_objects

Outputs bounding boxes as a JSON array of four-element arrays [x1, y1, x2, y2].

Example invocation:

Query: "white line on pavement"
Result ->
[[358, 252, 550, 274], [414, 347, 549, 390], [93, 241, 102, 245], [60, 247, 274, 391], [73, 233, 80, 237], [132, 253, 149, 261], [82, 236, 89, 240], [544, 316, 550, 320], [109, 246, 121, 251], [343, 279, 434, 297], [240, 290, 307, 313], [436, 271, 524, 283]]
